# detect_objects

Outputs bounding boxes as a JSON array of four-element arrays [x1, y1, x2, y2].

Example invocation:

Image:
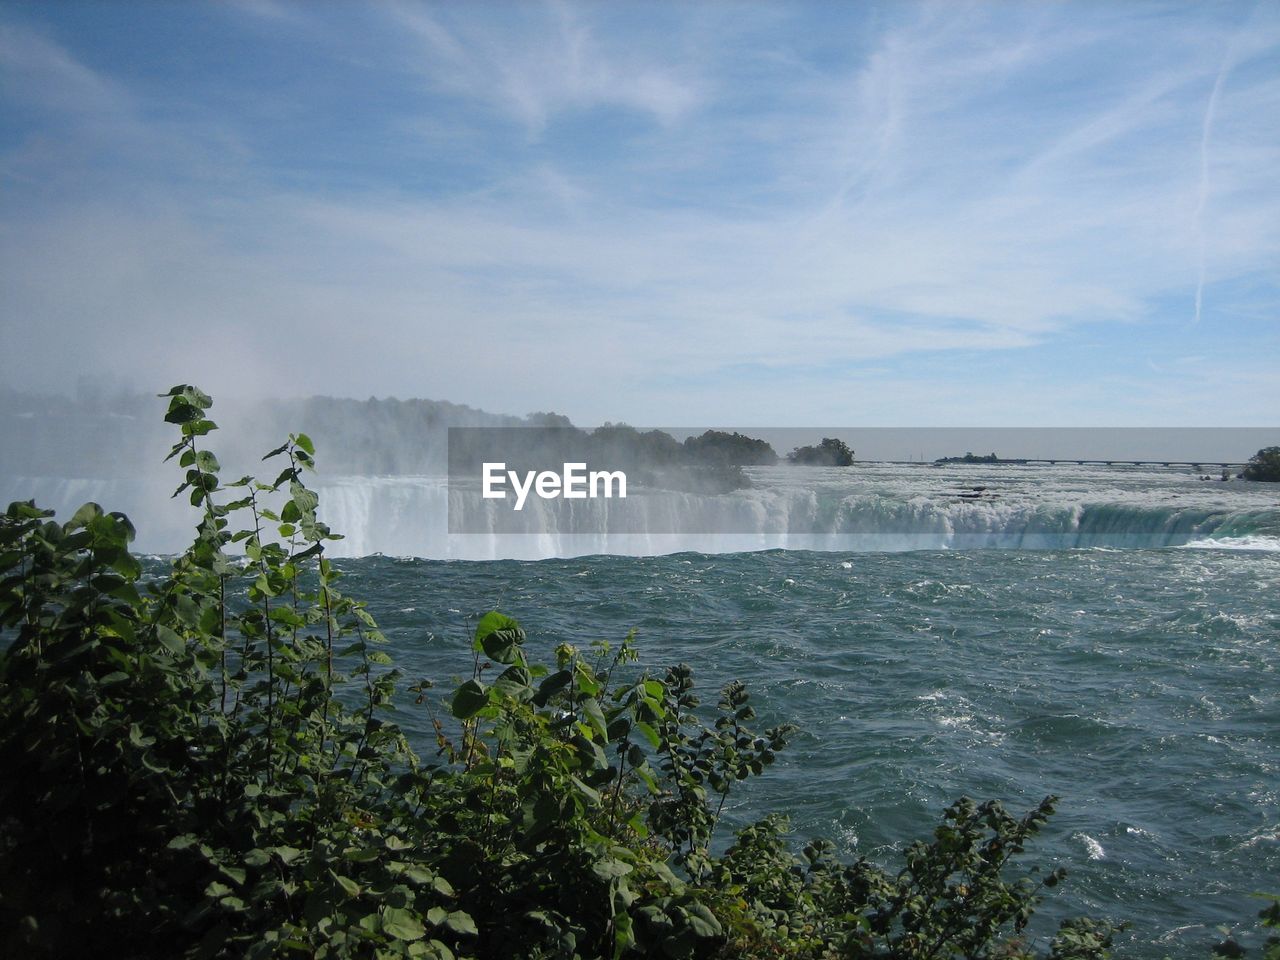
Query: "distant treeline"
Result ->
[[447, 427, 780, 495], [0, 390, 506, 477], [1, 389, 866, 484], [935, 452, 1002, 464]]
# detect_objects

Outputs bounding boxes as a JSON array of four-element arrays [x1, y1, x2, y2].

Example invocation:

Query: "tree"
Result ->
[[1242, 446, 1280, 482], [787, 437, 854, 466], [682, 430, 778, 466]]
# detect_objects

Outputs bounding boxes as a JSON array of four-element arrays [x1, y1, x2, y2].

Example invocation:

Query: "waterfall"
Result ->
[[4, 467, 1276, 559]]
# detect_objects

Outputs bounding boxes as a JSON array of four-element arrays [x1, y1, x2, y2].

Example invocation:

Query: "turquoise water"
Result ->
[[344, 544, 1279, 957]]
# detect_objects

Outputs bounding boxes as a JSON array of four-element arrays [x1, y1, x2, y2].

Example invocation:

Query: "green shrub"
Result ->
[[0, 386, 1115, 959], [1241, 447, 1280, 482], [786, 439, 854, 467]]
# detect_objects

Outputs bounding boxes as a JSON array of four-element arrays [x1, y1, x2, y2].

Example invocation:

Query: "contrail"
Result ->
[[1193, 3, 1260, 325], [1193, 54, 1230, 326]]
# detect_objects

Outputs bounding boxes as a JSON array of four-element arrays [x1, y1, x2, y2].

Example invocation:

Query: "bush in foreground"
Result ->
[[0, 386, 1122, 959]]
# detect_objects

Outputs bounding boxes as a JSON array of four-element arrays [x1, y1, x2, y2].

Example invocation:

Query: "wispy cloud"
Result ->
[[0, 21, 129, 117], [1190, 2, 1274, 325], [0, 1, 1277, 424], [386, 0, 703, 134]]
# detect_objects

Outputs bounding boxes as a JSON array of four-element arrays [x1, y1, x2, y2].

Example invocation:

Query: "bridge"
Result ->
[[1016, 459, 1244, 469], [870, 459, 1248, 469]]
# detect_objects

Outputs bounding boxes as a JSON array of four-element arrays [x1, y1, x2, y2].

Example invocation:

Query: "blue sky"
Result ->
[[1, 0, 1277, 425]]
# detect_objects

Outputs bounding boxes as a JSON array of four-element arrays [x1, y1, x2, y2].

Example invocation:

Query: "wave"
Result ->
[[1178, 534, 1280, 552]]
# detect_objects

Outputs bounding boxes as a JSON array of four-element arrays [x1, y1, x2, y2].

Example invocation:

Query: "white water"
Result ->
[[8, 463, 1275, 559]]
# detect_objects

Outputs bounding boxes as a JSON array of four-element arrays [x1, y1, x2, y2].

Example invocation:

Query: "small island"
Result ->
[[786, 437, 854, 466], [682, 429, 779, 465], [1241, 445, 1280, 482], [935, 451, 1012, 464]]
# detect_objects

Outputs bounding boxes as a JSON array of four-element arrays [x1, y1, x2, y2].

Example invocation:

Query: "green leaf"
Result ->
[[165, 401, 203, 425], [156, 625, 185, 654], [614, 912, 636, 954], [570, 775, 601, 804], [581, 697, 608, 741], [451, 679, 490, 720], [634, 763, 660, 796], [163, 384, 212, 407], [289, 481, 319, 514], [493, 664, 532, 698], [473, 610, 520, 645], [607, 716, 631, 742], [682, 903, 722, 939], [474, 611, 525, 664], [574, 663, 601, 697], [443, 911, 477, 936], [634, 721, 661, 750], [592, 858, 633, 881], [573, 734, 608, 771], [533, 669, 572, 707], [382, 907, 426, 941], [627, 810, 651, 837], [272, 846, 302, 865], [481, 628, 525, 664], [331, 872, 360, 898], [68, 502, 103, 530]]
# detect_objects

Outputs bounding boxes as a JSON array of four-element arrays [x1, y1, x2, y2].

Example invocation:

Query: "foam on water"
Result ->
[[1074, 833, 1107, 860], [7, 463, 1278, 558], [1180, 534, 1280, 552]]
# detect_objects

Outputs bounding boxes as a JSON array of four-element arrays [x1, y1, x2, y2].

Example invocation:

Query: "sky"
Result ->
[[1, 0, 1277, 427]]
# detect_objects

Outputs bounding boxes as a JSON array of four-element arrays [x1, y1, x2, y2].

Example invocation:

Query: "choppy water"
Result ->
[[344, 544, 1279, 957]]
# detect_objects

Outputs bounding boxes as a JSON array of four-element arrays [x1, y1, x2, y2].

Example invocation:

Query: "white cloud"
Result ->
[[385, 0, 703, 133], [0, 21, 132, 120], [0, 1, 1277, 425]]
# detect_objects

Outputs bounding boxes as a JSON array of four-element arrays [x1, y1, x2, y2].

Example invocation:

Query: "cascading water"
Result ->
[[5, 463, 1277, 558]]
